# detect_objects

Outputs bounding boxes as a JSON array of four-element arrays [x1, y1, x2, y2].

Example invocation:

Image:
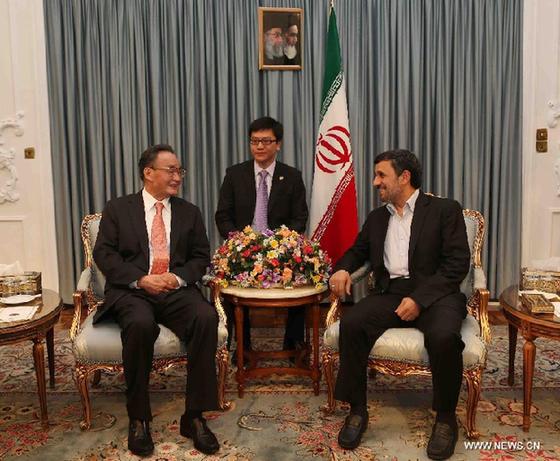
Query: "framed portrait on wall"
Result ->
[[258, 7, 303, 70]]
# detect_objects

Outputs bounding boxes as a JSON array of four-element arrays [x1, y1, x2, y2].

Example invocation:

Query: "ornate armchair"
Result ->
[[321, 209, 490, 439], [71, 214, 230, 430]]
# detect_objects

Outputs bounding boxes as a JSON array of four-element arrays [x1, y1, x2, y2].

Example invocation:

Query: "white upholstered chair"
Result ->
[[321, 209, 490, 439], [71, 213, 230, 430]]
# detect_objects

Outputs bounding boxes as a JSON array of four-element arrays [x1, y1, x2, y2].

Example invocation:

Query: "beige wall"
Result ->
[[0, 0, 58, 291], [523, 0, 560, 264]]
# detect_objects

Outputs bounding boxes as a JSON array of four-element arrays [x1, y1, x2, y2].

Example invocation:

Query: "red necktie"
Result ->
[[150, 202, 169, 274]]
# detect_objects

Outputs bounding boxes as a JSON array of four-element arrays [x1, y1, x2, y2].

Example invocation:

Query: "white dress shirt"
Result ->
[[384, 189, 420, 279], [130, 189, 185, 288]]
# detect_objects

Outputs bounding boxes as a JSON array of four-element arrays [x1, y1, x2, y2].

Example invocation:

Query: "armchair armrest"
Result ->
[[76, 267, 92, 292], [350, 262, 372, 284], [203, 276, 227, 326], [467, 287, 491, 344], [473, 267, 487, 290], [325, 262, 371, 327], [70, 290, 86, 342], [465, 267, 491, 343], [70, 267, 94, 342]]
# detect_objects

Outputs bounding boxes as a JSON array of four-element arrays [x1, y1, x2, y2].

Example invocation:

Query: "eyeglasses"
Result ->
[[249, 138, 277, 146], [150, 166, 187, 178], [266, 31, 282, 39]]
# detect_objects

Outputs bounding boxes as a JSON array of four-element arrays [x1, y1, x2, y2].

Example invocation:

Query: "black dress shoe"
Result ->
[[128, 419, 154, 457], [427, 421, 458, 460], [180, 414, 220, 455], [338, 412, 368, 450]]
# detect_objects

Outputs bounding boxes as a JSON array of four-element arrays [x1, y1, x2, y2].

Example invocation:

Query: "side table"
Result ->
[[0, 289, 63, 428], [500, 285, 560, 431], [220, 285, 328, 397]]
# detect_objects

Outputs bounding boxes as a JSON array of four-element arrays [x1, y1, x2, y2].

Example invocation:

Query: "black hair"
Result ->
[[248, 117, 283, 142], [138, 144, 175, 180], [374, 149, 422, 189]]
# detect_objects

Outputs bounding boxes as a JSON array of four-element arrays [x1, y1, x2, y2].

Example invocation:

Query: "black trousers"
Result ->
[[111, 286, 219, 421], [224, 301, 305, 350], [334, 279, 466, 413]]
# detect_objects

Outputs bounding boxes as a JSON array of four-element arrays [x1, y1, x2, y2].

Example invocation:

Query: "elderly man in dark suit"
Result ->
[[93, 144, 220, 457], [329, 150, 470, 460], [215, 116, 308, 357]]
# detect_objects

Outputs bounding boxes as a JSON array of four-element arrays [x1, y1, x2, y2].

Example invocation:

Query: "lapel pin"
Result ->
[[279, 176, 284, 181]]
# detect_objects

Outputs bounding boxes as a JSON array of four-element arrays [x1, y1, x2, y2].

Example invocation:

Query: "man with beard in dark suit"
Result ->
[[329, 150, 470, 460], [93, 144, 220, 457], [215, 116, 308, 360]]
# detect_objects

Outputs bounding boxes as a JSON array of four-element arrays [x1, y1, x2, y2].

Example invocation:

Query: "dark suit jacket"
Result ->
[[92, 192, 210, 323], [335, 192, 470, 309], [215, 160, 309, 239]]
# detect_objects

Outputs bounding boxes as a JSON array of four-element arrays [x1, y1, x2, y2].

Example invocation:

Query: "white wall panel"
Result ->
[[522, 0, 560, 265], [0, 0, 58, 291]]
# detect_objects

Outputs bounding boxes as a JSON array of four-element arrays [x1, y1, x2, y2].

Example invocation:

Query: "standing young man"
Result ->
[[215, 116, 308, 355]]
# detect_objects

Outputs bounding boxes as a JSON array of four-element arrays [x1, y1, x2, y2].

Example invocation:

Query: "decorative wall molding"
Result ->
[[0, 111, 24, 204], [547, 100, 560, 128], [550, 208, 560, 257], [0, 215, 25, 222], [555, 157, 560, 196]]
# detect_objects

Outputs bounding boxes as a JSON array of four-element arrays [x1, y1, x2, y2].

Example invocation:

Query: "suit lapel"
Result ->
[[267, 162, 284, 213], [245, 161, 257, 212], [169, 197, 181, 260], [374, 207, 391, 266], [408, 191, 430, 268], [130, 192, 150, 265]]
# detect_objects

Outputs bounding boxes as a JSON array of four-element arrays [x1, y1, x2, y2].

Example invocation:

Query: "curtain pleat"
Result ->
[[44, 0, 522, 301]]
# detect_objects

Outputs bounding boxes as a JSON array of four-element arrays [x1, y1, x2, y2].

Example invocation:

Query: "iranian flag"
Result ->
[[309, 7, 358, 265]]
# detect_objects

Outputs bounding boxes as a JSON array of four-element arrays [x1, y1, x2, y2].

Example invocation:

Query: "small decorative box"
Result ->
[[0, 272, 42, 296], [520, 268, 560, 294], [520, 293, 554, 314]]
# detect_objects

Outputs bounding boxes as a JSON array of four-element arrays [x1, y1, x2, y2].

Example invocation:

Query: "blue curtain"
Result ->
[[44, 0, 522, 301]]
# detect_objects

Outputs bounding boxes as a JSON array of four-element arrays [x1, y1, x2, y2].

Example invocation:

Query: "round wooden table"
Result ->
[[220, 285, 328, 397], [0, 289, 63, 428], [500, 285, 560, 431]]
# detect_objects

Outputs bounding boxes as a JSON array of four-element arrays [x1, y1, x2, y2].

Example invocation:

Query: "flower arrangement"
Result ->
[[210, 226, 332, 289]]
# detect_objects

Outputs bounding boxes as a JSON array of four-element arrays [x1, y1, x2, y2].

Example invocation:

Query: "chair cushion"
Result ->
[[323, 314, 486, 368], [73, 314, 228, 364]]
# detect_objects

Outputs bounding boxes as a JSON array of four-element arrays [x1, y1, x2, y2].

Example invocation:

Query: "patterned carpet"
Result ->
[[0, 325, 559, 460]]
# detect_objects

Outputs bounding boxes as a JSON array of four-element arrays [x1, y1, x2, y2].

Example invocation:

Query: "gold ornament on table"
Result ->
[[520, 267, 560, 294], [520, 293, 555, 314], [0, 271, 41, 296]]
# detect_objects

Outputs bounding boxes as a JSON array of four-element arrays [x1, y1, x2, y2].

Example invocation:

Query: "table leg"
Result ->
[[522, 337, 536, 432], [32, 336, 48, 428], [46, 327, 55, 388], [234, 303, 245, 398], [312, 302, 320, 395], [507, 323, 517, 386]]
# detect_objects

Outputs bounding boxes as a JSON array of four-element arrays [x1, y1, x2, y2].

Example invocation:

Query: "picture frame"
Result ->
[[258, 7, 303, 70]]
